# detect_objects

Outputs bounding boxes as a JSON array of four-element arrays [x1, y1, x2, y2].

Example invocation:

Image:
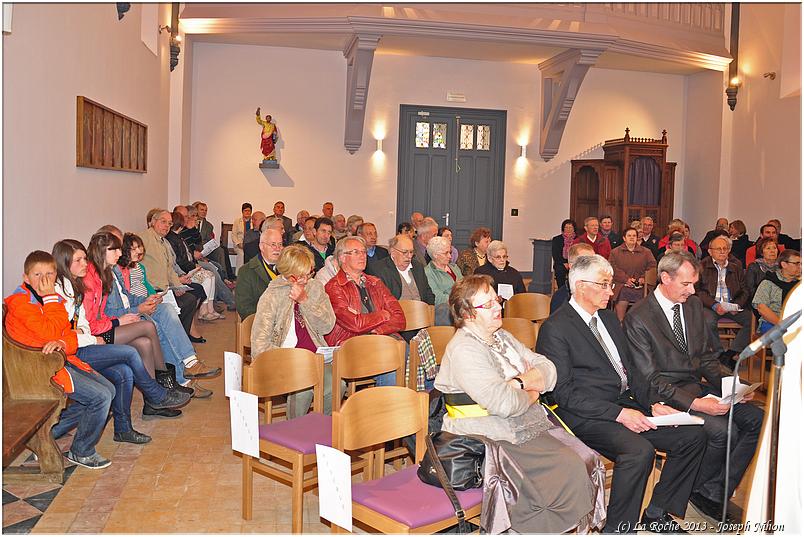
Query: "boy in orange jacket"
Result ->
[[4, 251, 114, 469]]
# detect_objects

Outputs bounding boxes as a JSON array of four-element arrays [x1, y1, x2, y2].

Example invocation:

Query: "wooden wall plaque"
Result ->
[[76, 96, 147, 173]]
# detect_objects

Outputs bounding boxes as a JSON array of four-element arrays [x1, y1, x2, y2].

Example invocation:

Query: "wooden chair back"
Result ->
[[398, 299, 435, 331], [406, 326, 456, 390], [332, 335, 405, 411], [501, 317, 537, 350], [504, 292, 551, 322], [644, 267, 658, 295], [220, 222, 235, 256], [244, 348, 324, 417], [238, 314, 255, 361]]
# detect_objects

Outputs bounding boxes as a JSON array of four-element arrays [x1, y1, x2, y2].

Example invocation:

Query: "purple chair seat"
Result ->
[[258, 412, 332, 454], [352, 465, 483, 529]]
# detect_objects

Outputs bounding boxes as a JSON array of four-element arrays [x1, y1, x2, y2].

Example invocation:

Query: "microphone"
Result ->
[[738, 310, 802, 361]]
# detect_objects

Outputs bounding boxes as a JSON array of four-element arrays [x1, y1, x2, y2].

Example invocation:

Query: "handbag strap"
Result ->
[[424, 434, 472, 533]]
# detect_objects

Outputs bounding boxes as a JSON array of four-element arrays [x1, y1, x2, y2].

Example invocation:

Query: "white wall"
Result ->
[[2, 3, 172, 293], [188, 42, 687, 270]]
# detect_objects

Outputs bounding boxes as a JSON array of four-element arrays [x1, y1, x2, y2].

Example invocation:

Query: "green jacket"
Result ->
[[424, 261, 463, 305], [235, 255, 277, 320]]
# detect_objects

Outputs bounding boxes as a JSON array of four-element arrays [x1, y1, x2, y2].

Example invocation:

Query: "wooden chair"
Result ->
[[241, 348, 327, 531], [2, 314, 67, 483], [221, 222, 235, 256], [644, 267, 658, 296], [504, 292, 551, 324], [331, 386, 483, 533], [238, 313, 255, 362], [406, 326, 456, 391], [500, 317, 537, 350], [398, 299, 435, 331]]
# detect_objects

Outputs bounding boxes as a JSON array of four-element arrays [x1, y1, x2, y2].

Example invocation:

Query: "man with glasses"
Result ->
[[624, 251, 762, 525], [325, 236, 405, 385], [695, 236, 752, 368], [538, 254, 706, 533], [357, 222, 388, 270], [235, 228, 284, 320]]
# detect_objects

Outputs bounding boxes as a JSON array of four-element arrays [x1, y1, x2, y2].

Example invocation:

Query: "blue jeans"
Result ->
[[77, 344, 168, 432], [149, 303, 194, 384], [373, 371, 397, 387], [51, 364, 114, 457], [200, 261, 235, 306]]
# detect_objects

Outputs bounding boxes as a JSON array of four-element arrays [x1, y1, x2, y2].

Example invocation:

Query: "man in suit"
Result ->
[[624, 251, 763, 524], [235, 228, 283, 320], [272, 200, 293, 238], [357, 222, 389, 270], [538, 254, 706, 533], [640, 216, 661, 259], [366, 234, 435, 316], [193, 200, 235, 280]]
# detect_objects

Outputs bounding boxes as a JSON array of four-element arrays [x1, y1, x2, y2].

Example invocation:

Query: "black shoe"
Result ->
[[640, 512, 687, 534], [142, 403, 182, 420], [718, 350, 738, 370], [114, 429, 152, 444], [689, 492, 735, 523], [148, 388, 191, 409], [189, 335, 206, 343], [164, 364, 195, 395]]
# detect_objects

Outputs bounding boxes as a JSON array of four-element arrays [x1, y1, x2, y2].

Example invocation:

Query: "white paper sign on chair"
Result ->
[[316, 444, 352, 532], [224, 351, 243, 398], [229, 389, 259, 458]]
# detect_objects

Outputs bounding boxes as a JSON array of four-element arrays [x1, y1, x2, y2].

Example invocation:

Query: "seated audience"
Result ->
[[639, 215, 661, 259], [243, 211, 267, 263], [659, 219, 699, 256], [599, 214, 622, 249], [657, 232, 690, 264], [625, 251, 762, 524], [233, 202, 253, 267], [549, 242, 595, 313], [437, 226, 459, 264], [683, 223, 702, 259], [752, 249, 801, 334], [396, 221, 414, 240], [53, 240, 190, 443], [573, 216, 611, 259], [357, 222, 388, 268], [251, 244, 338, 417], [540, 255, 706, 533], [551, 219, 576, 289], [609, 227, 657, 321], [630, 219, 642, 237], [457, 226, 492, 276], [301, 216, 335, 273], [271, 200, 293, 238], [425, 236, 463, 306], [296, 216, 317, 245], [768, 218, 800, 251], [315, 254, 339, 286], [322, 201, 335, 219], [289, 209, 310, 243], [236, 228, 284, 320], [728, 219, 752, 267], [332, 214, 348, 240], [324, 236, 405, 385], [745, 237, 780, 303], [410, 211, 425, 232], [193, 201, 235, 280], [183, 208, 236, 309], [412, 217, 438, 266], [5, 251, 114, 469], [745, 223, 786, 266], [346, 214, 364, 236], [699, 218, 730, 255], [436, 274, 605, 534], [474, 240, 526, 299]]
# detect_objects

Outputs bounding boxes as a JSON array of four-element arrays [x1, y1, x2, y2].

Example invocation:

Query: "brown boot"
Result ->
[[184, 359, 221, 379]]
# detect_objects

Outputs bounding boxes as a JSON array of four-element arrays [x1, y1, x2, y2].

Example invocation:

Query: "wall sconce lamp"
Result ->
[[519, 144, 527, 158], [725, 77, 741, 111], [376, 139, 383, 152], [725, 3, 741, 111], [161, 3, 181, 72]]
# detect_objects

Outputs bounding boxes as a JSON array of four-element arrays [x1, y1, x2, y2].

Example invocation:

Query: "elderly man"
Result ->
[[346, 215, 363, 236], [538, 255, 706, 533], [573, 216, 611, 259], [232, 202, 253, 268], [357, 222, 389, 269], [193, 201, 235, 280], [410, 211, 424, 232], [236, 228, 284, 320], [624, 251, 763, 524], [699, 218, 730, 255], [549, 242, 596, 313], [640, 216, 661, 259], [413, 217, 438, 265], [325, 236, 406, 385], [272, 201, 293, 237], [301, 217, 335, 273], [695, 236, 752, 366], [322, 201, 334, 219], [332, 214, 349, 240], [289, 209, 310, 243], [242, 211, 266, 264]]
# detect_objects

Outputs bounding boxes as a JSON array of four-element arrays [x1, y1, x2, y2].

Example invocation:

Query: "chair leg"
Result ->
[[292, 453, 305, 533], [242, 455, 253, 520]]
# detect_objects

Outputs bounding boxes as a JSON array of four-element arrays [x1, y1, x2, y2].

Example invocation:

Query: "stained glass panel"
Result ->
[[432, 123, 447, 149], [415, 122, 430, 148], [460, 125, 474, 150], [477, 125, 491, 150]]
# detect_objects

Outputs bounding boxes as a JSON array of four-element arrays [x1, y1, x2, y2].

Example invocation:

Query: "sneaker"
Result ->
[[190, 381, 213, 399], [114, 430, 152, 444], [198, 312, 219, 322], [66, 451, 112, 469], [184, 360, 221, 379], [149, 388, 191, 409]]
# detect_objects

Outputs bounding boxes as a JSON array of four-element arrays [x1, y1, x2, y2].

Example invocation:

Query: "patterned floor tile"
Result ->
[[3, 515, 42, 534], [2, 500, 43, 528], [3, 489, 19, 505], [23, 488, 61, 512]]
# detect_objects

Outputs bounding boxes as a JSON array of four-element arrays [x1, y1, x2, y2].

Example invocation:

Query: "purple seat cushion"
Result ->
[[352, 465, 482, 529], [258, 412, 332, 454]]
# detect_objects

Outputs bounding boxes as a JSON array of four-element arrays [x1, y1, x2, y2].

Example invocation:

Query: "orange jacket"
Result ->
[[4, 284, 93, 393]]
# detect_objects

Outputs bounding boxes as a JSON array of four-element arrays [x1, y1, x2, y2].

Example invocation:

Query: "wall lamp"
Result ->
[[725, 77, 741, 111], [160, 3, 181, 72], [376, 138, 383, 152], [725, 3, 740, 111], [520, 144, 527, 158]]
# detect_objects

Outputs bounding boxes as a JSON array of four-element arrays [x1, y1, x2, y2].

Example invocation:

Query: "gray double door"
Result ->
[[396, 105, 506, 252]]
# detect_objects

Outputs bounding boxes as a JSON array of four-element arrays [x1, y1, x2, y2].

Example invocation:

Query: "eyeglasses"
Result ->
[[473, 295, 503, 309], [261, 242, 283, 249], [392, 247, 415, 256], [490, 254, 509, 260], [709, 247, 730, 253], [783, 260, 802, 266], [343, 249, 367, 256], [580, 280, 615, 290]]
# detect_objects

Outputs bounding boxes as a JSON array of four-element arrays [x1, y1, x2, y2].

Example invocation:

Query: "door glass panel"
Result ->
[[432, 123, 447, 149], [477, 125, 491, 150], [460, 125, 474, 150], [415, 122, 430, 148]]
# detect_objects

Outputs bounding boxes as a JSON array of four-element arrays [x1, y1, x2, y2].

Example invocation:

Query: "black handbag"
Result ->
[[417, 430, 485, 490]]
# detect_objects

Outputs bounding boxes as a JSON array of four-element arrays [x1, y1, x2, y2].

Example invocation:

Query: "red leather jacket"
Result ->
[[324, 269, 406, 346]]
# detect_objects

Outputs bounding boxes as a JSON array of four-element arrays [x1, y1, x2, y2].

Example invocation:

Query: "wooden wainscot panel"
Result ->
[[76, 96, 147, 173]]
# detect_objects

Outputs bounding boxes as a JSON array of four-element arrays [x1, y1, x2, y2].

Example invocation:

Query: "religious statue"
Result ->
[[255, 107, 279, 163]]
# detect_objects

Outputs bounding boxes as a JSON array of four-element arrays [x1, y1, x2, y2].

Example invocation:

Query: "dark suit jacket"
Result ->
[[275, 214, 293, 236], [640, 234, 660, 259], [365, 256, 435, 305], [695, 256, 749, 309], [624, 292, 724, 411], [198, 218, 214, 244], [365, 245, 390, 273], [551, 234, 569, 283], [537, 304, 646, 431]]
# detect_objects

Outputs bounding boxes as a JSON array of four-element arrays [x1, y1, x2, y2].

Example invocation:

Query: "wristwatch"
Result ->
[[512, 377, 525, 389]]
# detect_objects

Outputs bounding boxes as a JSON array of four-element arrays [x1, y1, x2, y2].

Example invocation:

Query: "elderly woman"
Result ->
[[551, 219, 576, 289], [435, 275, 604, 534], [474, 240, 526, 299], [456, 226, 492, 277], [251, 244, 337, 418], [752, 249, 801, 334], [425, 236, 463, 305], [437, 226, 459, 264], [609, 227, 657, 321]]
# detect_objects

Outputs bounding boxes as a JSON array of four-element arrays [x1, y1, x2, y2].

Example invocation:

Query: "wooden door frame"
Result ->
[[396, 104, 506, 239]]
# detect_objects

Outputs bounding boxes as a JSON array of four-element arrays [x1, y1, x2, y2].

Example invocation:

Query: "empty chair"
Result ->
[[238, 313, 255, 361], [332, 334, 406, 411], [398, 299, 435, 331], [500, 317, 537, 350], [504, 292, 551, 323]]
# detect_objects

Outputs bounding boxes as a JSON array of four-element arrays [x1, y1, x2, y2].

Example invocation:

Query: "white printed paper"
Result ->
[[160, 289, 181, 316], [201, 238, 220, 257], [224, 351, 243, 398], [316, 444, 352, 532], [316, 346, 340, 365], [230, 390, 259, 458], [719, 377, 761, 405], [498, 283, 514, 300], [718, 301, 742, 313], [647, 412, 705, 426]]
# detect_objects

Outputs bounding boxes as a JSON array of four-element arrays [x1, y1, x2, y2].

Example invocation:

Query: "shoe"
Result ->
[[149, 388, 191, 409], [213, 301, 226, 313], [188, 335, 206, 344], [198, 312, 219, 322], [689, 492, 736, 523], [65, 451, 112, 469], [190, 381, 213, 399], [640, 512, 687, 534], [162, 364, 194, 395], [184, 359, 221, 379], [142, 403, 182, 420], [114, 430, 152, 444], [718, 350, 738, 370]]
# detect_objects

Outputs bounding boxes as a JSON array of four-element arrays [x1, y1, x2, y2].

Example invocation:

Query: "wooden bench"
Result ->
[[3, 317, 67, 483]]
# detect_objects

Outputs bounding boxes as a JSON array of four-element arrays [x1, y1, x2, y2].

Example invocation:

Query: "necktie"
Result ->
[[589, 317, 628, 393], [672, 304, 688, 353]]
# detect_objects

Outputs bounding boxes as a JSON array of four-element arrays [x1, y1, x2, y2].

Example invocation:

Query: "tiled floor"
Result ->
[[2, 308, 761, 533]]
